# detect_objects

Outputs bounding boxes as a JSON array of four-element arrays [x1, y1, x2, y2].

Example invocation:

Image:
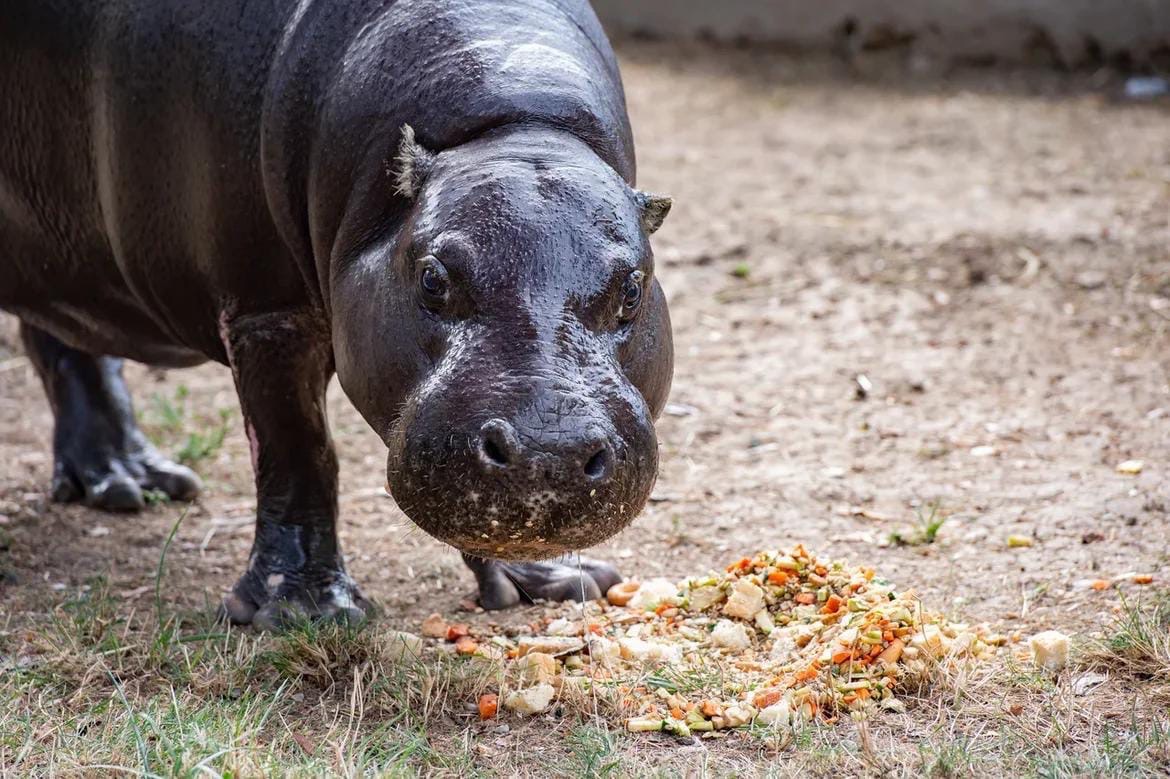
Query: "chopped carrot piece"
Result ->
[[1134, 574, 1154, 585], [753, 690, 782, 708], [794, 592, 816, 605], [877, 638, 905, 664], [478, 694, 499, 720], [882, 630, 895, 642], [794, 662, 821, 682], [821, 595, 843, 614], [842, 693, 857, 705], [454, 636, 478, 655], [701, 700, 722, 717], [831, 650, 853, 665], [1090, 579, 1111, 591], [726, 557, 752, 572], [446, 624, 470, 641], [768, 570, 789, 585], [670, 707, 685, 720], [855, 688, 871, 700], [814, 565, 828, 576]]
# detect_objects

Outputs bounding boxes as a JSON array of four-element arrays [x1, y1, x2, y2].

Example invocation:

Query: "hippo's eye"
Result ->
[[618, 270, 645, 322], [417, 258, 449, 309]]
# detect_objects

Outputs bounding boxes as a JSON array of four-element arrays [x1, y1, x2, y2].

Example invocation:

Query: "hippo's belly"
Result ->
[[2, 241, 209, 367]]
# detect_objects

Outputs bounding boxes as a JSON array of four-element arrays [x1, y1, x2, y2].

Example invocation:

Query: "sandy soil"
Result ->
[[1, 39, 1168, 771]]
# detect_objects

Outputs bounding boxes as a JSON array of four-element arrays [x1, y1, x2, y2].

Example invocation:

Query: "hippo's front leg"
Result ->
[[218, 311, 370, 631]]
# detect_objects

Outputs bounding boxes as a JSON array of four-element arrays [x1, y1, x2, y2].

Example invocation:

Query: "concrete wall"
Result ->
[[591, 0, 1170, 66]]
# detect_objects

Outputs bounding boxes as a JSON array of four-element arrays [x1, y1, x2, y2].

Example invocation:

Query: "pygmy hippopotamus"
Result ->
[[0, 0, 673, 628]]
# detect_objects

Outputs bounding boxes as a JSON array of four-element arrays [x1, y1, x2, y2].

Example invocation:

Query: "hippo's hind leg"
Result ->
[[19, 321, 202, 511], [463, 554, 621, 610], [217, 311, 371, 631]]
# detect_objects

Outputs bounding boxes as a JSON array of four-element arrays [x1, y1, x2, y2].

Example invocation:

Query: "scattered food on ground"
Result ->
[[422, 545, 1010, 737]]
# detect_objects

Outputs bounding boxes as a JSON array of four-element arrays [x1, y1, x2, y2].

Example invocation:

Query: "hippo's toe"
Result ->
[[219, 569, 374, 632], [51, 440, 202, 511], [52, 459, 145, 511], [464, 554, 622, 610], [138, 452, 203, 502]]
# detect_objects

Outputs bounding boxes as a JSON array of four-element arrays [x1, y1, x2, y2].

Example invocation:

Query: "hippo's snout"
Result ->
[[386, 374, 658, 562], [476, 418, 615, 484]]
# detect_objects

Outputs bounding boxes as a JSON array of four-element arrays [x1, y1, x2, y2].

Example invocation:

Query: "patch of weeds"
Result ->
[[1082, 590, 1170, 689], [731, 262, 751, 279], [261, 618, 389, 687], [1002, 655, 1058, 693], [1031, 719, 1170, 778], [568, 725, 623, 778], [149, 384, 189, 434], [142, 488, 170, 507], [145, 384, 232, 466], [919, 735, 978, 778], [56, 576, 124, 653], [355, 725, 468, 775], [665, 515, 694, 548], [889, 502, 947, 547], [177, 408, 232, 466]]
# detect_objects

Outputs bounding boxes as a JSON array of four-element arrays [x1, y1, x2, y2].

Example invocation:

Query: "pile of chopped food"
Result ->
[[420, 545, 1007, 736]]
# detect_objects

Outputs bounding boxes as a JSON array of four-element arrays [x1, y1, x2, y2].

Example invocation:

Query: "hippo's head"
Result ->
[[331, 125, 672, 561]]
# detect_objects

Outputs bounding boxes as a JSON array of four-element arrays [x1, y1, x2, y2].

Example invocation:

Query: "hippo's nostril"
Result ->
[[583, 446, 610, 480], [482, 436, 509, 466], [478, 419, 516, 469]]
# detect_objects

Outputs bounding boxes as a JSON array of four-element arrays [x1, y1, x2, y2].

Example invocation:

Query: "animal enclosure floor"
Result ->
[[2, 41, 1168, 776]]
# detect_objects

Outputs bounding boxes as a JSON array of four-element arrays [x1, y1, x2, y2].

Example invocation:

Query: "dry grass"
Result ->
[[1081, 591, 1170, 700], [3, 574, 1170, 776]]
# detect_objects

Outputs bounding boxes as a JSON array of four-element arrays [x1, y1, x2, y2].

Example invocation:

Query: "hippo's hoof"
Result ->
[[220, 571, 374, 631], [51, 445, 202, 511], [470, 556, 622, 610]]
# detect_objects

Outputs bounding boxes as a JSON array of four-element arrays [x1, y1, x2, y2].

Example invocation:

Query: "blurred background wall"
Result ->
[[591, 0, 1170, 67]]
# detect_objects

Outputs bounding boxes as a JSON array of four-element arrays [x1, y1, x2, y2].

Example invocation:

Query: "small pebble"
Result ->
[[1116, 460, 1143, 475]]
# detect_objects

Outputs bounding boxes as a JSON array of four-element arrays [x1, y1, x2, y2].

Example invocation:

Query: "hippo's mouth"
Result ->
[[447, 537, 579, 563], [386, 425, 656, 562], [388, 474, 646, 562]]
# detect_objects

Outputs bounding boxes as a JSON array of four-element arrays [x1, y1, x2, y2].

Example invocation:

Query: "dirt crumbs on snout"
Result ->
[[420, 545, 1010, 738]]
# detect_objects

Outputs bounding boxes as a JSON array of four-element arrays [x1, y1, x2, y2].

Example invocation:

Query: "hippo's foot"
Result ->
[[52, 438, 202, 512], [19, 320, 202, 512], [463, 554, 622, 610], [220, 566, 374, 631]]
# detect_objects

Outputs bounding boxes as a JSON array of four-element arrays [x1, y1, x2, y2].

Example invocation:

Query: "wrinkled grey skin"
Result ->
[[1, 0, 673, 625]]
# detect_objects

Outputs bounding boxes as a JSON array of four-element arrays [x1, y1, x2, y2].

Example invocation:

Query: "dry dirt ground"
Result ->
[[2, 40, 1169, 776]]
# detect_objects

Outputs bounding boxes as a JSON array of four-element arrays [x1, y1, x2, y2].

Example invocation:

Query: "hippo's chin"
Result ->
[[400, 507, 639, 562], [449, 539, 580, 563]]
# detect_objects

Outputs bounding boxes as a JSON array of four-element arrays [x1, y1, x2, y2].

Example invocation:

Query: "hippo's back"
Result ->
[[0, 0, 303, 362], [0, 0, 634, 363]]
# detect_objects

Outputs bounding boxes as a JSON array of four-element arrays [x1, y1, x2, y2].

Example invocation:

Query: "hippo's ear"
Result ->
[[635, 191, 672, 235], [393, 125, 437, 199]]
